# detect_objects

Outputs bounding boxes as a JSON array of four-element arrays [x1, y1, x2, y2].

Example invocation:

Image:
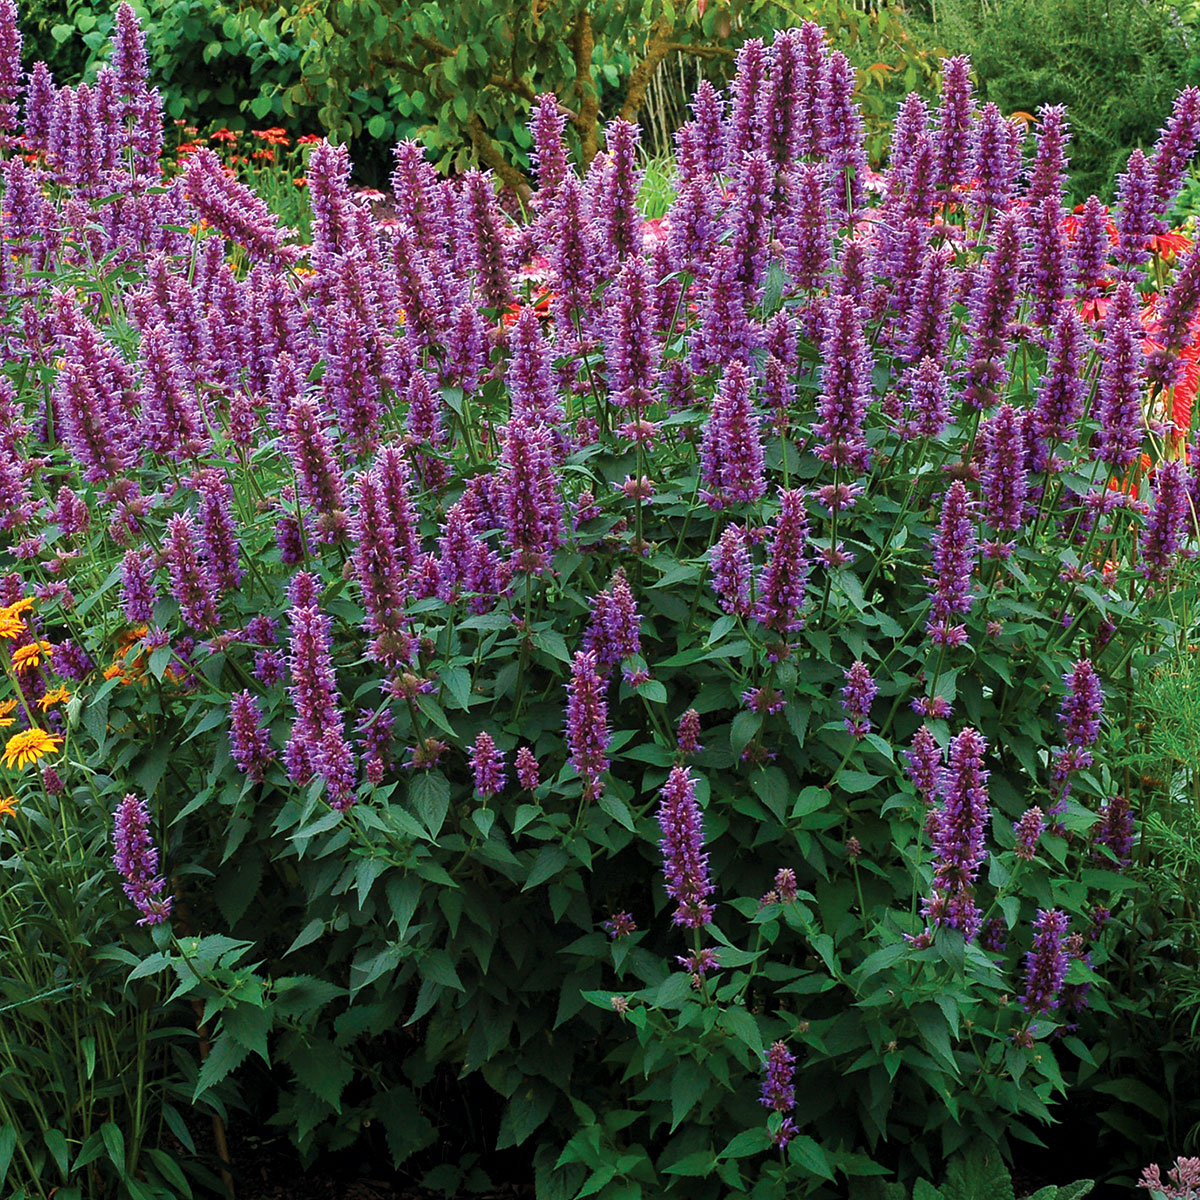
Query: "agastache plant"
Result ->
[[0, 7, 1185, 1192]]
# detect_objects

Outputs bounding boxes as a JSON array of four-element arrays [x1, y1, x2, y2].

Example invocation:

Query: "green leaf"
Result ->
[[100, 1123, 126, 1173], [664, 1149, 718, 1176], [51, 22, 74, 42], [290, 1038, 353, 1111], [788, 1135, 835, 1180], [523, 844, 569, 890], [0, 1126, 17, 1186], [375, 1085, 437, 1167], [720, 1128, 772, 1159], [720, 1005, 764, 1060], [670, 1059, 711, 1130], [44, 1129, 69, 1179], [193, 1033, 251, 1101], [411, 771, 449, 838]]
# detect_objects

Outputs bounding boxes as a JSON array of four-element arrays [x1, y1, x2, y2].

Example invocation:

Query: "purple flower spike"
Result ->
[[1013, 806, 1045, 861], [1059, 659, 1103, 751], [980, 403, 1028, 556], [657, 765, 714, 928], [700, 359, 766, 510], [501, 417, 562, 574], [963, 212, 1023, 410], [935, 56, 974, 196], [815, 295, 873, 473], [584, 569, 641, 672], [1020, 908, 1070, 1013], [165, 512, 220, 631], [1072, 193, 1111, 301], [820, 50, 868, 219], [1141, 458, 1189, 580], [905, 725, 944, 803], [0, 0, 22, 135], [841, 661, 877, 738], [112, 793, 173, 926], [710, 524, 754, 618], [1092, 794, 1134, 867], [230, 690, 275, 781], [1034, 303, 1086, 445], [470, 731, 506, 798], [757, 490, 811, 636], [1026, 105, 1071, 207], [121, 547, 158, 624], [677, 709, 703, 757], [515, 746, 540, 791], [1095, 283, 1146, 472], [927, 481, 977, 647], [185, 148, 297, 264], [760, 1041, 797, 1115], [566, 650, 610, 801], [529, 93, 568, 206], [1151, 86, 1200, 214]]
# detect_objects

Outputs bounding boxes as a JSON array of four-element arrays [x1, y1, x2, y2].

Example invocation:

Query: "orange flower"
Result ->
[[0, 795, 18, 819], [37, 684, 70, 711], [209, 127, 238, 144], [0, 598, 33, 640], [2, 728, 62, 770], [0, 699, 16, 727], [11, 640, 52, 670]]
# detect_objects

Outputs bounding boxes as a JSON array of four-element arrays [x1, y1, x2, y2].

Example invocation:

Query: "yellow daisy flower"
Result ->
[[0, 796, 18, 819], [2, 728, 63, 770], [0, 700, 16, 728], [37, 685, 70, 711], [0, 598, 33, 641], [11, 640, 53, 671]]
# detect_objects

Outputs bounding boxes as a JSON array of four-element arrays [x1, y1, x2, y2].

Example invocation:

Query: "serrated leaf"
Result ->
[[375, 1085, 436, 1167], [670, 1060, 711, 1130], [289, 1038, 353, 1111], [193, 1033, 251, 1101]]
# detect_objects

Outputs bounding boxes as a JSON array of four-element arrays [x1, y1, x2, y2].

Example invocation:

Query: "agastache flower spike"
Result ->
[[890, 91, 929, 175], [927, 481, 977, 647], [1026, 105, 1070, 207], [584, 569, 641, 672], [760, 1041, 797, 1145], [164, 512, 220, 630], [120, 549, 158, 624], [1140, 458, 1189, 580], [285, 396, 348, 541], [677, 709, 703, 757], [112, 794, 173, 926], [970, 103, 1024, 222], [841, 661, 877, 738], [1013, 806, 1045, 860], [1094, 283, 1145, 471], [197, 469, 242, 593], [757, 490, 811, 635], [1072, 194, 1111, 301], [458, 170, 513, 314], [728, 38, 768, 159], [349, 468, 409, 660], [1020, 908, 1070, 1013], [1114, 149, 1156, 278], [783, 164, 831, 292], [566, 650, 610, 801], [604, 255, 658, 411], [934, 56, 974, 196], [1027, 197, 1068, 326], [902, 357, 950, 439], [470, 731, 505, 798], [1151, 86, 1200, 214], [699, 359, 766, 510], [529, 93, 568, 206], [963, 212, 1023, 409], [184, 148, 297, 264], [814, 296, 873, 473], [905, 725, 944, 803], [509, 306, 564, 427], [901, 248, 953, 368], [0, 0, 22, 135], [927, 727, 991, 941], [229, 690, 275, 781], [689, 79, 728, 176], [501, 418, 562, 573], [1059, 659, 1103, 752], [820, 50, 868, 219], [710, 524, 754, 617], [657, 765, 714, 928], [980, 404, 1028, 555], [1033, 304, 1086, 446], [515, 746, 540, 791]]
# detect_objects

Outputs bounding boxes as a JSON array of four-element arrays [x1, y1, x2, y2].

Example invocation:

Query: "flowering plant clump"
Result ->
[[0, 2, 1195, 1194]]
